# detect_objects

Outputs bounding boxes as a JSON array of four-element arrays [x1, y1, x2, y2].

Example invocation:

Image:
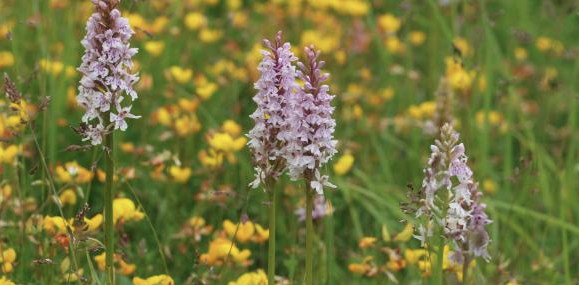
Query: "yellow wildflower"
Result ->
[[144, 41, 165, 57], [113, 198, 144, 225], [200, 237, 251, 266], [227, 270, 267, 285], [43, 216, 69, 235], [199, 28, 223, 43], [184, 12, 206, 30], [378, 14, 401, 34], [169, 66, 193, 84], [222, 120, 242, 137], [453, 37, 472, 57], [223, 219, 255, 243], [333, 152, 354, 176], [169, 166, 192, 184], [253, 224, 269, 244], [515, 47, 528, 60], [409, 31, 426, 46], [196, 81, 218, 100], [0, 248, 16, 273], [385, 37, 404, 54], [536, 36, 552, 52], [405, 249, 428, 264], [0, 145, 19, 164], [133, 275, 174, 285], [55, 161, 94, 184], [393, 223, 413, 242], [59, 189, 77, 206], [199, 149, 224, 169], [446, 57, 474, 92], [358, 237, 377, 249], [209, 133, 246, 153], [0, 276, 15, 285], [0, 52, 14, 69], [483, 179, 496, 194]]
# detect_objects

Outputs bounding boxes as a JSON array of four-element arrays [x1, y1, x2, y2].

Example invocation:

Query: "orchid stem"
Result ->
[[305, 182, 314, 285], [104, 129, 115, 285], [268, 183, 277, 285]]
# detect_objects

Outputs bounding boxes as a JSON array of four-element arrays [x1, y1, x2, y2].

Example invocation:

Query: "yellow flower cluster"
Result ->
[[199, 120, 246, 168], [94, 253, 136, 276], [155, 99, 202, 137], [55, 161, 94, 184], [0, 52, 14, 69], [228, 269, 267, 285], [133, 274, 174, 285], [0, 248, 16, 273], [169, 166, 192, 184], [199, 237, 252, 266], [333, 152, 354, 176], [38, 59, 76, 78], [445, 57, 475, 92], [43, 214, 103, 235], [223, 219, 269, 244], [113, 198, 145, 225], [0, 276, 14, 285]]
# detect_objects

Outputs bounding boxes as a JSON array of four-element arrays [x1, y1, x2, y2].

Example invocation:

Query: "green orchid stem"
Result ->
[[305, 182, 314, 285], [104, 129, 115, 285], [462, 254, 471, 285], [268, 185, 276, 285]]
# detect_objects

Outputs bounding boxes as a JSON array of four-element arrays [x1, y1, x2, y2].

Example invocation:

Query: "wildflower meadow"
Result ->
[[0, 0, 578, 284]]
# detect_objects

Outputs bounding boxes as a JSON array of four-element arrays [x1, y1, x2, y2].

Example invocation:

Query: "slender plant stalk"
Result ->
[[305, 183, 314, 285], [104, 129, 115, 285], [462, 254, 471, 285], [268, 183, 277, 285]]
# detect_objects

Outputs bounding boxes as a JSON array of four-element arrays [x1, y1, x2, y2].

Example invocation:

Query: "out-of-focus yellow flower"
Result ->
[[333, 0, 369, 16], [133, 275, 175, 285], [95, 253, 137, 276], [199, 28, 223, 43], [483, 179, 496, 194], [150, 16, 169, 34], [475, 110, 503, 127], [55, 161, 94, 184], [222, 120, 242, 137], [0, 248, 16, 273], [223, 219, 255, 243], [169, 166, 192, 184], [227, 269, 267, 285], [94, 253, 106, 271], [96, 168, 119, 183], [174, 114, 202, 137], [536, 36, 552, 52], [378, 14, 401, 34], [189, 216, 205, 228], [348, 256, 374, 275], [353, 104, 363, 120], [333, 152, 354, 176], [184, 12, 206, 30], [43, 216, 69, 235], [178, 98, 199, 112], [199, 237, 251, 266], [169, 66, 193, 84], [127, 13, 147, 30], [446, 57, 474, 92], [196, 82, 218, 100], [1, 185, 12, 201], [358, 237, 377, 249], [209, 133, 246, 153], [253, 224, 269, 244], [409, 31, 426, 46], [453, 37, 472, 57], [407, 101, 436, 121], [227, 0, 242, 10], [199, 149, 224, 169], [0, 145, 19, 164], [515, 47, 528, 60], [384, 37, 404, 54], [381, 87, 395, 101], [231, 12, 248, 28], [393, 223, 413, 242], [59, 189, 77, 206], [113, 198, 144, 225], [301, 30, 339, 53], [506, 281, 522, 285], [144, 41, 165, 57], [38, 59, 65, 75], [0, 276, 15, 285], [85, 214, 103, 231], [0, 52, 14, 69], [404, 249, 428, 264]]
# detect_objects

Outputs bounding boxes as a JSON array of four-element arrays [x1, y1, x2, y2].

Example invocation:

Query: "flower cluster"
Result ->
[[247, 32, 298, 188], [414, 123, 491, 262], [77, 0, 140, 145], [284, 45, 338, 194]]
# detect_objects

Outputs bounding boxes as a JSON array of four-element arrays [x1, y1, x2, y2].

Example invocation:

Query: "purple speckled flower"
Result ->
[[284, 45, 338, 195], [77, 0, 139, 145], [247, 32, 298, 189], [414, 123, 491, 262]]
